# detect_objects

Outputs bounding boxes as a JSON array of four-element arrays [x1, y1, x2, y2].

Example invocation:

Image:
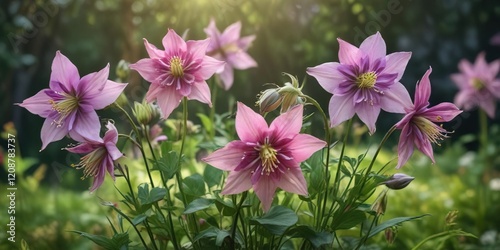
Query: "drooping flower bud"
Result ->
[[384, 173, 415, 190], [385, 227, 397, 244], [371, 189, 388, 215], [115, 59, 130, 82], [256, 88, 282, 114]]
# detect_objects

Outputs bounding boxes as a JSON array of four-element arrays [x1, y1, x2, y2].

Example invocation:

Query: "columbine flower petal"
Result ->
[[396, 68, 461, 168], [17, 51, 125, 150], [309, 34, 412, 132], [235, 102, 267, 142], [203, 103, 325, 212], [204, 20, 256, 90], [359, 32, 386, 61], [452, 52, 500, 118], [132, 29, 224, 118], [50, 51, 80, 91]]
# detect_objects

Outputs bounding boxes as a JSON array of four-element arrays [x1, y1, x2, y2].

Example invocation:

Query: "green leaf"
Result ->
[[306, 151, 325, 195], [137, 183, 166, 206], [334, 209, 367, 230], [184, 198, 215, 214], [71, 231, 129, 250], [193, 227, 231, 247], [287, 225, 333, 248], [215, 230, 230, 247], [197, 113, 213, 135], [250, 206, 298, 235], [131, 214, 148, 225], [182, 174, 206, 197], [368, 214, 430, 239], [153, 151, 179, 179], [203, 166, 223, 187]]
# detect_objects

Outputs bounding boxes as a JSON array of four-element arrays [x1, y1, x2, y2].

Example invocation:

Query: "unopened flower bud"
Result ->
[[257, 88, 282, 114], [133, 101, 154, 125], [445, 210, 459, 226], [113, 92, 129, 108], [371, 189, 387, 215], [384, 173, 415, 190], [115, 59, 130, 82], [385, 227, 397, 244]]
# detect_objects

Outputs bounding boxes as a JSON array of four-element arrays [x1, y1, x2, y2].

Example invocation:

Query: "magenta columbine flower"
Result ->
[[395, 68, 462, 169], [307, 32, 412, 134], [202, 103, 326, 211], [130, 29, 225, 118], [451, 52, 500, 118], [18, 51, 127, 150], [66, 122, 123, 192], [204, 19, 257, 90]]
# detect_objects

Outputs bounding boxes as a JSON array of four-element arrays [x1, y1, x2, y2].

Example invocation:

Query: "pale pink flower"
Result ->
[[307, 32, 412, 134], [130, 29, 225, 118], [204, 19, 257, 90], [202, 103, 326, 211], [451, 52, 500, 118], [18, 51, 127, 150], [395, 68, 462, 169], [65, 122, 123, 192]]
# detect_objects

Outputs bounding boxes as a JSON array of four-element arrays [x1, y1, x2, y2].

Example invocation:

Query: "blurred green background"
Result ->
[[1, 0, 500, 249]]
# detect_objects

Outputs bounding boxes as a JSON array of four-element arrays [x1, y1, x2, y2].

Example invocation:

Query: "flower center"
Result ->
[[471, 78, 485, 90], [49, 93, 80, 127], [258, 138, 279, 175], [72, 148, 107, 179], [356, 72, 377, 89], [170, 56, 184, 77], [412, 116, 446, 145]]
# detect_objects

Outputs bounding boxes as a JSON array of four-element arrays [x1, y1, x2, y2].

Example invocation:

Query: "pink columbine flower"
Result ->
[[204, 19, 257, 90], [202, 103, 326, 212], [451, 52, 500, 118], [65, 122, 123, 192], [395, 68, 462, 169], [18, 51, 127, 150], [307, 32, 412, 134], [130, 29, 225, 118]]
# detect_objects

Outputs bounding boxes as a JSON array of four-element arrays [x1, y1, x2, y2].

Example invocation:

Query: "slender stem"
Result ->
[[355, 214, 379, 250], [118, 134, 142, 149], [209, 77, 220, 140], [303, 95, 332, 230], [112, 207, 149, 249], [479, 109, 488, 152], [230, 191, 248, 249], [357, 126, 396, 196], [142, 125, 180, 250], [144, 219, 160, 250]]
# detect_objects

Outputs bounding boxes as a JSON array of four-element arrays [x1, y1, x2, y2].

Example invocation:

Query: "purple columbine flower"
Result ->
[[65, 122, 123, 192], [395, 68, 462, 169], [18, 51, 127, 150], [451, 52, 500, 118], [307, 32, 412, 134], [203, 103, 326, 212], [204, 19, 257, 90], [130, 29, 225, 118]]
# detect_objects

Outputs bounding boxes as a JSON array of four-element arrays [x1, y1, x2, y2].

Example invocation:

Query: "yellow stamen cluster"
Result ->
[[412, 116, 446, 145], [71, 148, 106, 180], [49, 93, 79, 127], [258, 138, 279, 175], [170, 56, 184, 77], [356, 72, 378, 89], [471, 78, 485, 90]]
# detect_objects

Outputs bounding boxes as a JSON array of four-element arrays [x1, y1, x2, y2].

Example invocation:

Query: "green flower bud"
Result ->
[[256, 88, 282, 114], [385, 227, 397, 244], [115, 59, 130, 82], [371, 189, 388, 215], [133, 101, 154, 125]]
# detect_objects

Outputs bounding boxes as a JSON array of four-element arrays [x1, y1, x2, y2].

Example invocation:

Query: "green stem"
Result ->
[[479, 109, 488, 152], [230, 191, 248, 249], [175, 98, 200, 239], [355, 214, 379, 250], [303, 95, 332, 230], [357, 125, 396, 197], [143, 125, 180, 250], [111, 207, 149, 249], [209, 77, 220, 140]]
